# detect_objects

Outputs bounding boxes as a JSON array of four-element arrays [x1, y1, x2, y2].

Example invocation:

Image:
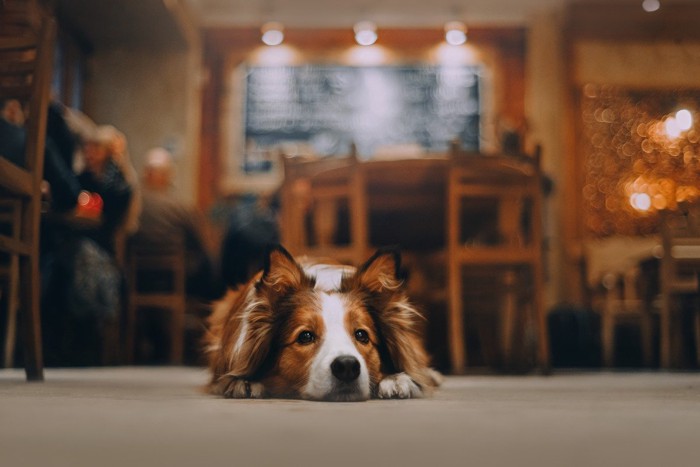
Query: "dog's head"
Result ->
[[209, 245, 431, 401]]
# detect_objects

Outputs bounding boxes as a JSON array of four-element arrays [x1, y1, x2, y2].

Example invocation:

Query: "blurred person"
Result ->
[[0, 98, 26, 165], [77, 125, 135, 254], [132, 147, 223, 300], [219, 193, 280, 288], [35, 119, 129, 367], [0, 98, 80, 212]]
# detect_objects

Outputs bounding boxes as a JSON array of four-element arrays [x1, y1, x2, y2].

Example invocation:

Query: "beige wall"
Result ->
[[574, 41, 700, 88], [526, 10, 567, 308], [86, 46, 201, 204]]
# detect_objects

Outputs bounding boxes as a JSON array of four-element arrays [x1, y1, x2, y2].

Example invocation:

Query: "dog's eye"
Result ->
[[296, 330, 315, 345], [354, 329, 370, 344]]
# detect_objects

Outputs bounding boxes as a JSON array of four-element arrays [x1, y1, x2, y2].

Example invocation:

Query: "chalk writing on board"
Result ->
[[243, 65, 481, 172]]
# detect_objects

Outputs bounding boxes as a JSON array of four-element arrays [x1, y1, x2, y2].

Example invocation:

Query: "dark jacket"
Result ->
[[0, 116, 80, 211], [77, 160, 132, 253]]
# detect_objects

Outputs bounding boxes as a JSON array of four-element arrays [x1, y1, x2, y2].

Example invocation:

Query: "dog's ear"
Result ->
[[259, 244, 307, 294], [219, 245, 306, 380], [352, 248, 404, 293], [350, 248, 437, 391]]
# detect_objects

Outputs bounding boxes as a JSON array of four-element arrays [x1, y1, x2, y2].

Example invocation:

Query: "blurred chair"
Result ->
[[0, 1, 55, 380], [279, 145, 368, 265], [0, 200, 21, 367], [446, 141, 548, 373], [583, 236, 658, 367], [125, 235, 186, 364], [598, 267, 655, 367], [659, 203, 700, 368]]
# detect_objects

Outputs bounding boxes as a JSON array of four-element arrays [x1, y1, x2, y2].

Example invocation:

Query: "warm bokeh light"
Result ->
[[642, 0, 660, 13], [354, 21, 377, 46], [664, 116, 681, 139], [630, 192, 652, 211], [676, 109, 693, 131], [444, 21, 467, 46], [581, 85, 700, 236], [261, 22, 284, 46]]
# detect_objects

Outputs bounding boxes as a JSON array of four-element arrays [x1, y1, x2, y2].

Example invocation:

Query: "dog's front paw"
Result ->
[[377, 373, 423, 399], [219, 376, 266, 399]]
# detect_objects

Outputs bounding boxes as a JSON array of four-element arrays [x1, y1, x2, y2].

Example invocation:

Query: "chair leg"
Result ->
[[640, 314, 654, 367], [695, 310, 700, 368], [601, 313, 615, 367], [20, 252, 43, 381], [448, 261, 467, 374], [125, 294, 136, 364], [169, 300, 185, 365], [533, 260, 550, 372], [3, 254, 19, 368], [660, 293, 673, 369], [500, 270, 517, 368]]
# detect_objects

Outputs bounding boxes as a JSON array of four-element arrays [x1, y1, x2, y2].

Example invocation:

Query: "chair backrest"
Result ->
[[660, 201, 700, 293], [125, 233, 187, 364], [279, 146, 368, 265], [127, 233, 187, 295], [447, 140, 543, 254], [0, 0, 53, 186]]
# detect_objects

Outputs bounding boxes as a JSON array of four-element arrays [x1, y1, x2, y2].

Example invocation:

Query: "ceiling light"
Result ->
[[261, 22, 284, 46], [630, 192, 652, 212], [664, 116, 681, 139], [642, 0, 660, 13], [444, 21, 467, 46], [354, 21, 377, 46], [676, 109, 693, 131]]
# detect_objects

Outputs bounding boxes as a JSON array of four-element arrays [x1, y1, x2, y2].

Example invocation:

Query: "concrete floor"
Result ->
[[1, 368, 700, 467]]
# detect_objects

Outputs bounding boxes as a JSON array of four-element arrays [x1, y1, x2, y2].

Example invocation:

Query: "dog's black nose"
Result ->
[[331, 356, 360, 382]]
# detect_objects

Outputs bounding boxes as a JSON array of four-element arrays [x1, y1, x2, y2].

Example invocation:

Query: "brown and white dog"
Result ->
[[205, 245, 441, 401]]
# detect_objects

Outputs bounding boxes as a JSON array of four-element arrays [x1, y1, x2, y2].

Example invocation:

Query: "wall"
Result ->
[[526, 9, 568, 307], [86, 46, 201, 204]]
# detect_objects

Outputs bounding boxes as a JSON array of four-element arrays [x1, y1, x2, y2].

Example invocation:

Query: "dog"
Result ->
[[205, 245, 441, 401]]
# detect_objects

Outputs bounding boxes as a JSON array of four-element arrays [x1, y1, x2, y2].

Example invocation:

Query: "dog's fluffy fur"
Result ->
[[205, 245, 441, 401]]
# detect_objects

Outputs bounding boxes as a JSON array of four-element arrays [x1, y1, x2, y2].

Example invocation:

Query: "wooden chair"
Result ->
[[0, 1, 56, 380], [659, 203, 700, 368], [125, 235, 187, 364], [446, 141, 549, 373], [279, 146, 369, 265], [598, 267, 655, 367], [0, 200, 21, 368], [583, 236, 659, 367]]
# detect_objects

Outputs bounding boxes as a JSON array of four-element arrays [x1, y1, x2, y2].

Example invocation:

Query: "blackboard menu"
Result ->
[[243, 65, 480, 172]]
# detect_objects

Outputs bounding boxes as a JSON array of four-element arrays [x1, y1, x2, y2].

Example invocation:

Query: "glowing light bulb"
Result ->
[[676, 109, 693, 131], [630, 192, 652, 211], [261, 22, 284, 46], [354, 21, 377, 46], [444, 21, 467, 46], [664, 117, 681, 139], [642, 0, 660, 13]]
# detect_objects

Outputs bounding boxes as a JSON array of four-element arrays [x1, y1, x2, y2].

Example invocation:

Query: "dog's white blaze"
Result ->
[[303, 264, 355, 292], [302, 292, 370, 400]]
